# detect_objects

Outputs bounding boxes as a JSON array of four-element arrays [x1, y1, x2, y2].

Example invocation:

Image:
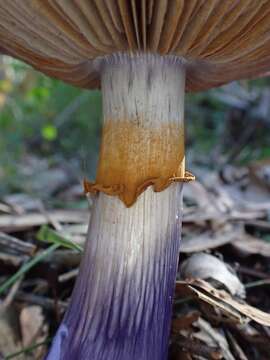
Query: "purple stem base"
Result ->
[[46, 184, 183, 360]]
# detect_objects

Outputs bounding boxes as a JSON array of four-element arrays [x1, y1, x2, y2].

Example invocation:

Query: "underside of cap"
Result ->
[[0, 0, 270, 91]]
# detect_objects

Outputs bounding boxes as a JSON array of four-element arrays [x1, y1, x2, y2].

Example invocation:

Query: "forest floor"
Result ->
[[0, 154, 270, 360], [1, 69, 270, 359]]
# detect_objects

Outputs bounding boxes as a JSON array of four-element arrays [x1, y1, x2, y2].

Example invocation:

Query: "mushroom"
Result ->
[[1, 1, 270, 359]]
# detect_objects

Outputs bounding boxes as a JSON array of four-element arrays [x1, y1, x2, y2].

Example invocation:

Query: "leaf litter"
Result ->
[[1, 142, 270, 358], [1, 160, 270, 359]]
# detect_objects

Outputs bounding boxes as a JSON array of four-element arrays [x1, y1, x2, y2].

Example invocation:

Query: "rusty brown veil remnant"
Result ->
[[1, 1, 270, 360], [85, 53, 192, 206]]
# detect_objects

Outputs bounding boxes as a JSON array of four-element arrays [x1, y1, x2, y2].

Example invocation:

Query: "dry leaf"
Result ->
[[20, 305, 44, 347], [181, 225, 243, 253], [0, 305, 21, 357], [176, 279, 270, 327], [181, 253, 245, 298], [233, 234, 270, 257]]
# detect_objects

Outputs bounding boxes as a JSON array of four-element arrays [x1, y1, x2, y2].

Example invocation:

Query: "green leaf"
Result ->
[[41, 124, 58, 141], [37, 225, 83, 253]]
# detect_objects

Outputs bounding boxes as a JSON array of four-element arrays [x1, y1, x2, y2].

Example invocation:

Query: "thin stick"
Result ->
[[0, 244, 59, 295], [245, 279, 270, 289], [5, 338, 51, 359]]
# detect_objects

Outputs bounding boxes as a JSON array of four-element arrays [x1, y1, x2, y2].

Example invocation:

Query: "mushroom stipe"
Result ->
[[49, 53, 188, 359]]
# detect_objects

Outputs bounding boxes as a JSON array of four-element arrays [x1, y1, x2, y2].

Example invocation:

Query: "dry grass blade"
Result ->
[[0, 232, 36, 256], [193, 318, 235, 360], [233, 234, 270, 257], [0, 210, 89, 232], [176, 279, 270, 327], [226, 331, 248, 360], [181, 225, 243, 253]]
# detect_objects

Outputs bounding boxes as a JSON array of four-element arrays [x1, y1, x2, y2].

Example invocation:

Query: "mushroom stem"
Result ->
[[49, 186, 183, 359], [87, 53, 186, 206], [46, 53, 186, 359]]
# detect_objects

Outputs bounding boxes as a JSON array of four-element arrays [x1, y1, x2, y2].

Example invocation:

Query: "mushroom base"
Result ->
[[85, 53, 193, 206], [46, 184, 183, 360]]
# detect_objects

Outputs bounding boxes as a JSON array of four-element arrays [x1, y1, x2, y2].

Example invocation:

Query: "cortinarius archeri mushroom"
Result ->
[[1, 1, 270, 359]]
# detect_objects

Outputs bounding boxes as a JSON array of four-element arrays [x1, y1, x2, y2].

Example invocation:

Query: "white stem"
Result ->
[[92, 53, 186, 206], [102, 53, 185, 125], [46, 53, 186, 360]]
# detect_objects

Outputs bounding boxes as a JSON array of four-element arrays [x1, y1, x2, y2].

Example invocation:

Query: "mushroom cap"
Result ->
[[0, 1, 270, 91]]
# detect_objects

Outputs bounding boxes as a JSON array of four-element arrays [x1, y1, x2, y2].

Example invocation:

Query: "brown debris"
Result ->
[[176, 279, 270, 327]]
